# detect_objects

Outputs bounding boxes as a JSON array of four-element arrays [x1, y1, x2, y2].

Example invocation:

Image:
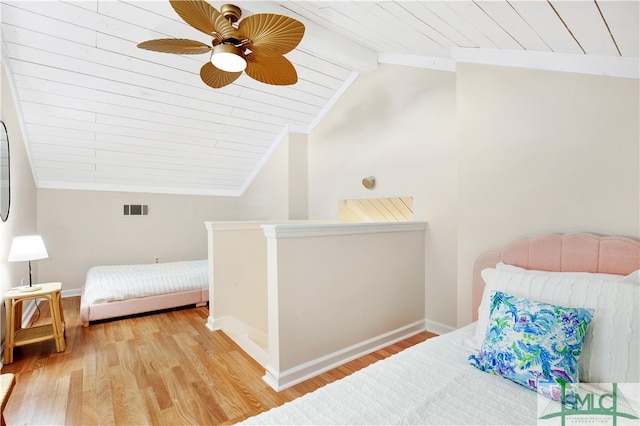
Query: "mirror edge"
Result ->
[[1, 120, 10, 222]]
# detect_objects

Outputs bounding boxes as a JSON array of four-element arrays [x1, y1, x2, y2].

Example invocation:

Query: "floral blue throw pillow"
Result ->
[[469, 291, 594, 395]]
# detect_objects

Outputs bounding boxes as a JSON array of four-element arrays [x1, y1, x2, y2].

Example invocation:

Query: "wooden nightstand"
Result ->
[[4, 282, 66, 364]]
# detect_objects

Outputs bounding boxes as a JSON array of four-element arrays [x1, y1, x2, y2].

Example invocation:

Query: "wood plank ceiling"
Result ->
[[1, 1, 638, 196]]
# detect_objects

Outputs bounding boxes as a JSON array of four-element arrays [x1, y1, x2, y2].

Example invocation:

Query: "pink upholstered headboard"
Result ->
[[472, 233, 640, 321]]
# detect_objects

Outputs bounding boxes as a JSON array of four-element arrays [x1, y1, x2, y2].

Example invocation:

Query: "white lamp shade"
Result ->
[[210, 44, 247, 72], [8, 235, 49, 262]]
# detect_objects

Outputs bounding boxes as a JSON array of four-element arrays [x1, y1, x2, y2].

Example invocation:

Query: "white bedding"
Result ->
[[242, 324, 538, 425], [82, 260, 208, 305]]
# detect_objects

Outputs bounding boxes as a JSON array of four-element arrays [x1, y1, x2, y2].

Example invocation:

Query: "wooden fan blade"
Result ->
[[137, 39, 212, 55], [238, 14, 305, 57], [200, 62, 242, 89], [169, 0, 236, 39], [245, 54, 297, 86]]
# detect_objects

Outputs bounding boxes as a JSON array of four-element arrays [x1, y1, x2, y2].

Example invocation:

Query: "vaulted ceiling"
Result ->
[[1, 1, 638, 196]]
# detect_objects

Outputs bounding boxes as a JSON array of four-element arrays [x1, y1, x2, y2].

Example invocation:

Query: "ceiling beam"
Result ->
[[452, 47, 639, 79]]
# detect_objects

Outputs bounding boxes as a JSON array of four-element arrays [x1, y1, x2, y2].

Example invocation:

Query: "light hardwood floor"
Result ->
[[1, 297, 435, 425]]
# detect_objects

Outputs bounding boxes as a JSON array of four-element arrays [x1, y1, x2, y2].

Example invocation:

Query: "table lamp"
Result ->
[[8, 235, 48, 292]]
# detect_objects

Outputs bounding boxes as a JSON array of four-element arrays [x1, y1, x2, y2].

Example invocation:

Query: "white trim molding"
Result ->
[[425, 319, 456, 336], [204, 220, 337, 232], [262, 221, 428, 239], [452, 47, 639, 80], [206, 315, 268, 367], [62, 288, 81, 298], [36, 180, 242, 197], [378, 53, 456, 72], [263, 320, 426, 392]]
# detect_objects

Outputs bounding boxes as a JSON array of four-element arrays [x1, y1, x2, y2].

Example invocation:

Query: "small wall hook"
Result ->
[[362, 176, 375, 190]]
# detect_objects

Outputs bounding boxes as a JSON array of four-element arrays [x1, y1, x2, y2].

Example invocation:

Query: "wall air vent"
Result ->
[[123, 204, 149, 216]]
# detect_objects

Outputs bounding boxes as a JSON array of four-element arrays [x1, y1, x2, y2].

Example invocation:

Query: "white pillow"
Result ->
[[495, 261, 637, 280], [474, 266, 639, 383]]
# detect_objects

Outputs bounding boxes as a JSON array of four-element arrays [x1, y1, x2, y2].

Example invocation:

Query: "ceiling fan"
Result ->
[[138, 0, 305, 89]]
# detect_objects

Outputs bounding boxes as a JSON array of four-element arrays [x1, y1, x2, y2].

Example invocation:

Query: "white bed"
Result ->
[[242, 233, 640, 425], [80, 259, 209, 326], [245, 323, 538, 425]]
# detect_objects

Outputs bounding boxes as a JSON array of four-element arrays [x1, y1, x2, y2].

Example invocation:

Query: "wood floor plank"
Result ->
[[81, 388, 99, 425], [95, 347, 116, 426], [65, 369, 83, 424], [147, 371, 172, 410], [191, 380, 232, 423], [2, 297, 435, 425], [140, 386, 163, 425]]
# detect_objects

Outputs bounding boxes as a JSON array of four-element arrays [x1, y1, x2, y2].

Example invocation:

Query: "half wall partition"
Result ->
[[205, 221, 427, 391]]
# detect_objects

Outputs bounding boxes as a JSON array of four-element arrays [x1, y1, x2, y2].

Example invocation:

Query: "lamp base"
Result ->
[[18, 285, 42, 292]]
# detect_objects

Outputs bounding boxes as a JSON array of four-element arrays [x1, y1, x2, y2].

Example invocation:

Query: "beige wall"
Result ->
[[274, 62, 637, 330], [307, 64, 459, 330], [236, 135, 290, 220], [236, 132, 309, 220], [262, 222, 426, 389], [4, 56, 638, 333], [272, 229, 425, 369], [1, 64, 39, 292], [456, 63, 640, 326], [37, 189, 239, 292], [1, 62, 39, 341], [209, 224, 268, 339], [288, 133, 309, 220]]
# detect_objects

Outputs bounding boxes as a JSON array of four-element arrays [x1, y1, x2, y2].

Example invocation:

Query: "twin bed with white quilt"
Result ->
[[242, 233, 640, 425], [80, 260, 208, 326]]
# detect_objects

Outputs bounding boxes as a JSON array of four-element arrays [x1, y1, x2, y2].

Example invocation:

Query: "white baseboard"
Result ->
[[424, 319, 456, 335], [206, 315, 268, 367], [263, 319, 426, 392], [62, 288, 81, 298]]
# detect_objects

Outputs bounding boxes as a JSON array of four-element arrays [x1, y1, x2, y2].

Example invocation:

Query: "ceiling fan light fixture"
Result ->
[[211, 44, 247, 72], [137, 2, 305, 88]]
